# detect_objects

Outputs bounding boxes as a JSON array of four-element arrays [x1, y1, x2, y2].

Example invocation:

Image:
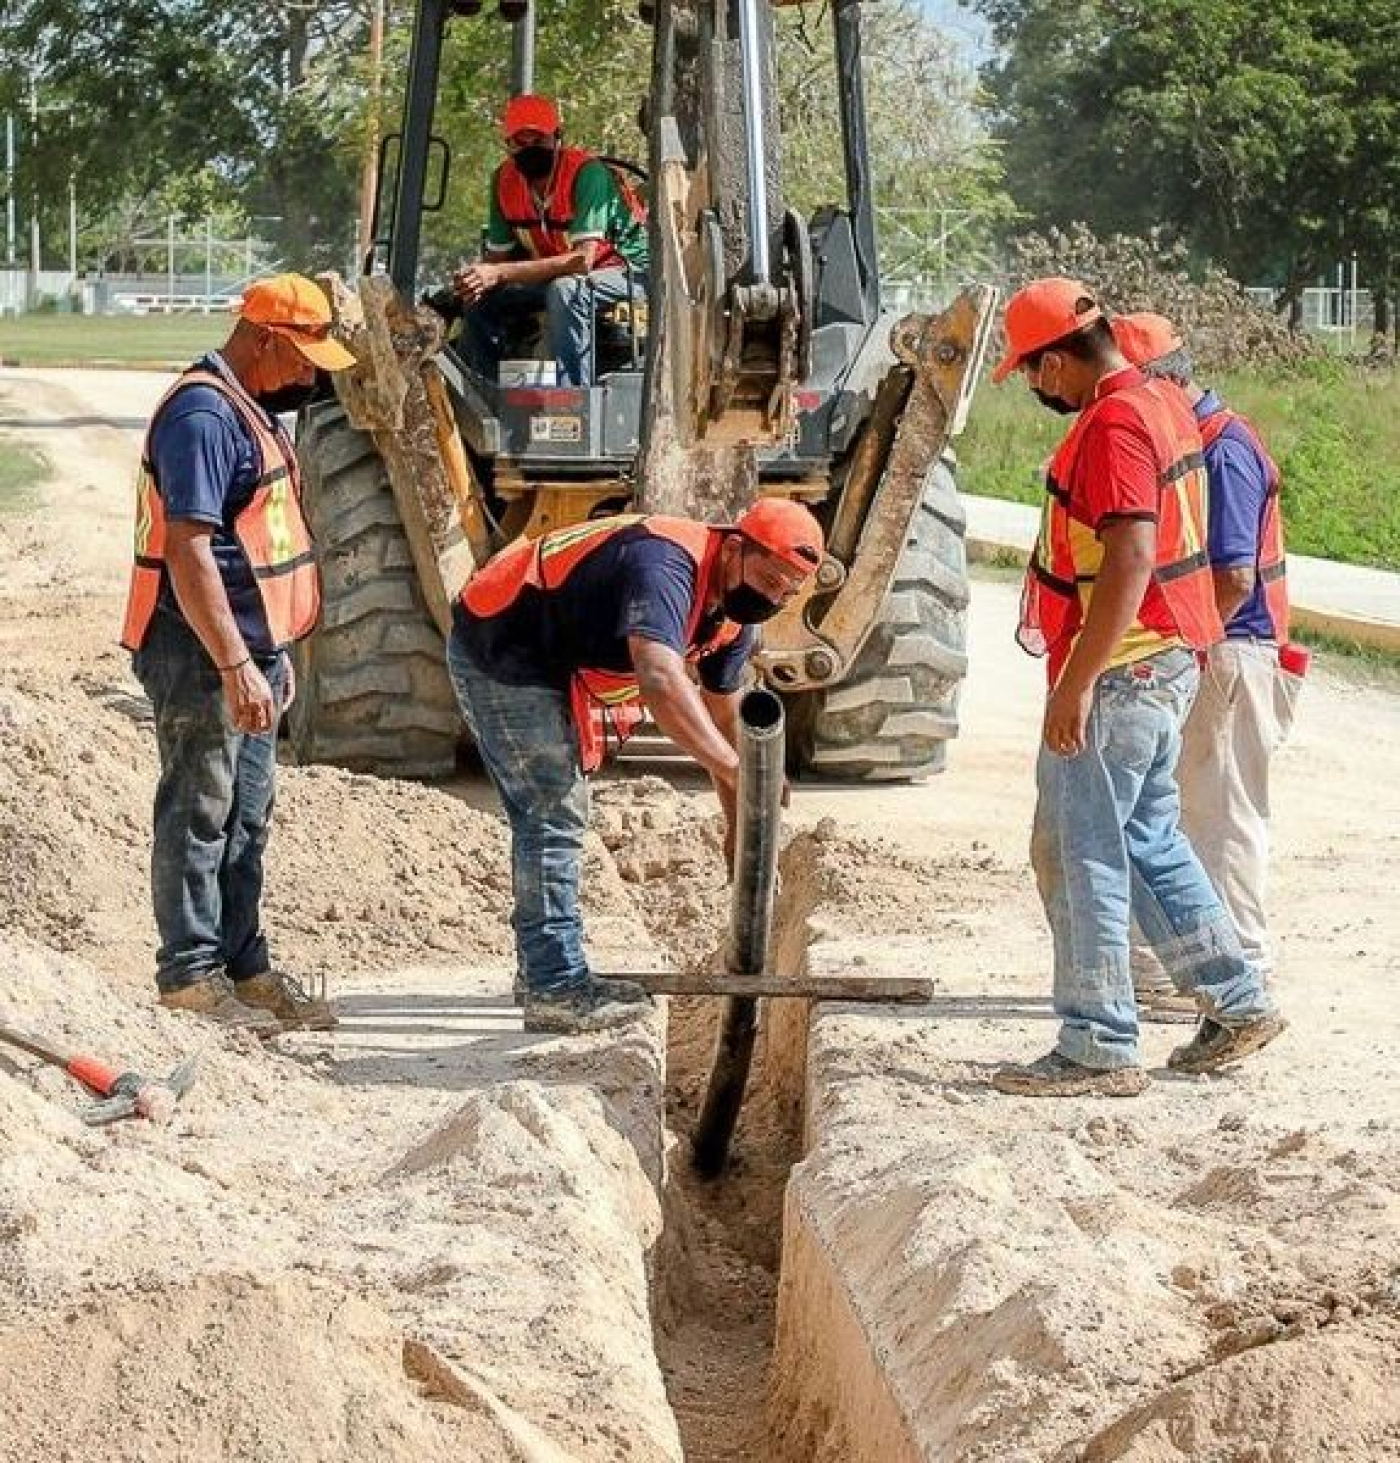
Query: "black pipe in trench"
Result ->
[[691, 686, 785, 1178]]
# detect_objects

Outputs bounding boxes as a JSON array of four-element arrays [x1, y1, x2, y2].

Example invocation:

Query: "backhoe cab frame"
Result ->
[[301, 0, 996, 783]]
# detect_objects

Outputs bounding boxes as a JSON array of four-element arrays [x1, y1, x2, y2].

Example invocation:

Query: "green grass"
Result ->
[[959, 362, 1400, 571], [0, 313, 228, 366], [0, 438, 49, 516], [1291, 624, 1400, 690]]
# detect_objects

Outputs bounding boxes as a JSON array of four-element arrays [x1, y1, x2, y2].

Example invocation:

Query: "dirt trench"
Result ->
[[610, 799, 880, 1463]]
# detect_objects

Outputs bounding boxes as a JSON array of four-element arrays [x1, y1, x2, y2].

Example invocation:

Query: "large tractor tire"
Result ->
[[289, 400, 461, 779], [791, 459, 970, 782]]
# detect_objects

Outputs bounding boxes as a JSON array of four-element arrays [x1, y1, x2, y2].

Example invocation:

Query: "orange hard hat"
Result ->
[[502, 93, 561, 139], [238, 273, 356, 372], [992, 277, 1104, 384], [1112, 311, 1184, 368], [733, 498, 824, 574]]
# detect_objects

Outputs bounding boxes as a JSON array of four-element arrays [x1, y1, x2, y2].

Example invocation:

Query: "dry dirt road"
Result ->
[[1, 365, 1398, 1463]]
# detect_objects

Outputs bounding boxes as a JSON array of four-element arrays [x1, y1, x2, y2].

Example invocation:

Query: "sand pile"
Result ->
[[0, 915, 682, 1462], [0, 664, 527, 985], [766, 822, 1400, 1463], [0, 1275, 534, 1463]]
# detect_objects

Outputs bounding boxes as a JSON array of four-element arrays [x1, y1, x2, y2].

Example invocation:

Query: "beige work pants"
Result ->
[[1173, 640, 1301, 980]]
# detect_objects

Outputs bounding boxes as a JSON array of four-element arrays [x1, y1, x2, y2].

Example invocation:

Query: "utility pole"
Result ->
[[4, 113, 15, 267], [27, 73, 41, 307]]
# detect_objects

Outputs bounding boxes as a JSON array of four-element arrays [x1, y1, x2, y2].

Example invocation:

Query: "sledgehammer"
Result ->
[[0, 1021, 198, 1126]]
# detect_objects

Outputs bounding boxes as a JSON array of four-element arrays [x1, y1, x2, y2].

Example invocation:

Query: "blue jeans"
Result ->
[[447, 629, 590, 997], [460, 268, 644, 386], [1030, 647, 1276, 1068], [132, 610, 286, 994]]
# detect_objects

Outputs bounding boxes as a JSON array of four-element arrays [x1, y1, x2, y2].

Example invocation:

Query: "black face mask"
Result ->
[[723, 583, 784, 624], [255, 381, 318, 417], [513, 143, 557, 181], [1032, 387, 1076, 416]]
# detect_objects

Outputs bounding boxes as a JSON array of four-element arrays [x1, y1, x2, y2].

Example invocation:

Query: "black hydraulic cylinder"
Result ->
[[691, 687, 785, 1178], [389, 0, 450, 298], [833, 0, 880, 320]]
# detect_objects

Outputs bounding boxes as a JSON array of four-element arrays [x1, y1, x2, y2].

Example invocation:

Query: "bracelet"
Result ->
[[217, 655, 251, 674]]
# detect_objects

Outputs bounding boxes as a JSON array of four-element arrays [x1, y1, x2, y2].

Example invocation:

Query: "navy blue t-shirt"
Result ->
[[1196, 389, 1275, 640], [454, 525, 758, 691], [149, 354, 283, 654]]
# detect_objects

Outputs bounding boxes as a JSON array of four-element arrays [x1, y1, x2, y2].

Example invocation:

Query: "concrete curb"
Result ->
[[963, 495, 1400, 659]]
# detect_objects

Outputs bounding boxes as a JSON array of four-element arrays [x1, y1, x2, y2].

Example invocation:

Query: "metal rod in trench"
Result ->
[[691, 686, 785, 1177]]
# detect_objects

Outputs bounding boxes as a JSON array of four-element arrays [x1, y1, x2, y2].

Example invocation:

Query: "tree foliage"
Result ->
[[1, 0, 372, 270], [975, 0, 1400, 329], [2, 0, 1007, 294]]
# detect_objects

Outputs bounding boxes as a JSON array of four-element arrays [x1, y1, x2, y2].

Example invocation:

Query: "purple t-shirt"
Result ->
[[1196, 389, 1275, 640], [454, 525, 757, 691]]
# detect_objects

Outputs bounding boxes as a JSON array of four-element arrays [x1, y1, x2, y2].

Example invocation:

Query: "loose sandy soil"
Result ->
[[1, 365, 1397, 1462]]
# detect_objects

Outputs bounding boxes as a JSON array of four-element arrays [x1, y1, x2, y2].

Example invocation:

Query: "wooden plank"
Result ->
[[603, 970, 932, 1003]]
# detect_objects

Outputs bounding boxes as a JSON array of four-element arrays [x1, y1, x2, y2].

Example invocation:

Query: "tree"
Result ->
[[973, 0, 1392, 319], [0, 0, 370, 271], [777, 0, 1012, 294]]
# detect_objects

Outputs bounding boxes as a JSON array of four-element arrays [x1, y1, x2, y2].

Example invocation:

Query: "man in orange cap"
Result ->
[[989, 278, 1284, 1097], [448, 500, 823, 1034], [1114, 313, 1301, 1015], [121, 273, 355, 1036], [447, 92, 649, 386]]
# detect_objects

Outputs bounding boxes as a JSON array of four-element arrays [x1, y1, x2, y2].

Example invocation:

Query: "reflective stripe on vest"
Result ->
[[1198, 406, 1290, 642], [461, 514, 743, 772], [120, 368, 321, 653], [495, 147, 627, 268], [1018, 375, 1222, 676]]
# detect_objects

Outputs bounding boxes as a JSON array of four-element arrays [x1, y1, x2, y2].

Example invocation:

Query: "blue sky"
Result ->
[[916, 0, 992, 61]]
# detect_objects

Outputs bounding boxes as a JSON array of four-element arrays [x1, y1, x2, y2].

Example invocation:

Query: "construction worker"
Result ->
[[988, 278, 1285, 1098], [121, 274, 355, 1036], [450, 92, 648, 386], [1114, 313, 1305, 1015], [449, 501, 824, 1035]]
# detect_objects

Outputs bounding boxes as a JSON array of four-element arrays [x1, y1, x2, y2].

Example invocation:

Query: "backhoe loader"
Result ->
[[290, 0, 996, 781]]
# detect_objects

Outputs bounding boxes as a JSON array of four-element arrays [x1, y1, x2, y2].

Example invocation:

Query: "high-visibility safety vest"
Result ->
[[1019, 374, 1222, 681], [494, 146, 643, 269], [1199, 406, 1291, 642], [120, 368, 320, 653], [461, 513, 744, 773]]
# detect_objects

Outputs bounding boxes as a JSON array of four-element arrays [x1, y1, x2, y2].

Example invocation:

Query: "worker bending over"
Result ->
[[450, 501, 824, 1035]]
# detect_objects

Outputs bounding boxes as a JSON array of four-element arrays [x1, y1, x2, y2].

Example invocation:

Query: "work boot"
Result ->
[[1168, 1012, 1287, 1075], [235, 970, 338, 1031], [524, 978, 652, 1036], [992, 1050, 1150, 1098], [160, 974, 283, 1039]]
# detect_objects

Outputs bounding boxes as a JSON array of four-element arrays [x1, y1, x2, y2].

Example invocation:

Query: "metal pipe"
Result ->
[[691, 686, 785, 1178], [508, 0, 535, 95], [735, 0, 772, 284]]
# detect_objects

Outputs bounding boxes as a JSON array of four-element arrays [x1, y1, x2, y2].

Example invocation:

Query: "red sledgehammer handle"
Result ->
[[64, 1054, 122, 1097]]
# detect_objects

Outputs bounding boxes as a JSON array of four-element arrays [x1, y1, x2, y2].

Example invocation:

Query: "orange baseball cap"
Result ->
[[1112, 311, 1184, 368], [502, 93, 561, 139], [239, 273, 356, 371], [992, 277, 1104, 383], [733, 498, 825, 574]]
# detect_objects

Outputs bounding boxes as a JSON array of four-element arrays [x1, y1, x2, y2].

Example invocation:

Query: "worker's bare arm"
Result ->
[[164, 521, 276, 735], [630, 637, 740, 791], [453, 241, 600, 301]]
